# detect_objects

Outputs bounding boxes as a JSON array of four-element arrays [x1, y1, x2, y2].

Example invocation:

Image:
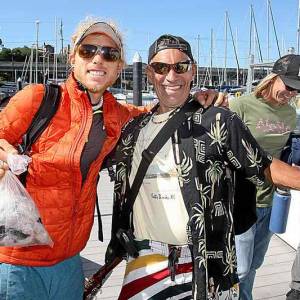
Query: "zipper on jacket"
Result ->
[[67, 91, 90, 255]]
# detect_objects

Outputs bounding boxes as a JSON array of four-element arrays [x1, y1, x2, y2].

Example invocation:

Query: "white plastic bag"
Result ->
[[0, 154, 53, 247]]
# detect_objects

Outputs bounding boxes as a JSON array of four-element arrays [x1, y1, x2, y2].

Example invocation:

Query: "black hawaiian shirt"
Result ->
[[106, 98, 273, 300]]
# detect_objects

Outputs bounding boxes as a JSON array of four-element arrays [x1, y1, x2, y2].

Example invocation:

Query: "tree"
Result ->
[[12, 47, 31, 61], [0, 48, 12, 61]]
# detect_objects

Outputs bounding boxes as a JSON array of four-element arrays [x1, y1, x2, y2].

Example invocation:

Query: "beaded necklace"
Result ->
[[151, 109, 176, 124]]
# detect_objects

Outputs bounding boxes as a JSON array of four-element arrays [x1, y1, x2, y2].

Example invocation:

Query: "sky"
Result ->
[[0, 0, 299, 68]]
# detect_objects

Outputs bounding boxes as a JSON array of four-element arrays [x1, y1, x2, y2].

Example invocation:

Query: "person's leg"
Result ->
[[48, 254, 84, 300], [244, 207, 273, 300], [235, 224, 256, 300], [0, 255, 84, 300], [0, 262, 49, 300], [286, 242, 300, 299]]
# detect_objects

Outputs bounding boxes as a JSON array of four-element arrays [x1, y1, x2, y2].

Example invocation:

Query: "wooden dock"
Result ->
[[80, 170, 297, 299]]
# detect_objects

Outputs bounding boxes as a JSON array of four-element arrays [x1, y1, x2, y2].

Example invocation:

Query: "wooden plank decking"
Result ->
[[80, 171, 297, 299]]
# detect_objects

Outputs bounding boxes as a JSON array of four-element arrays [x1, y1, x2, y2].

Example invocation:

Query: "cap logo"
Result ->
[[155, 37, 188, 52]]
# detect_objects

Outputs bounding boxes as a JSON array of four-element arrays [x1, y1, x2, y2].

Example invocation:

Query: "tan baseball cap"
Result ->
[[74, 21, 123, 50]]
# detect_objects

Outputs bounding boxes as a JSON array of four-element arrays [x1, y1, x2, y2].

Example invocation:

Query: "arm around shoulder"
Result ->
[[121, 102, 151, 118], [265, 158, 300, 191]]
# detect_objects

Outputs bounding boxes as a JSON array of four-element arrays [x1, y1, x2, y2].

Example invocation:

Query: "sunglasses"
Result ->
[[77, 44, 121, 61], [285, 84, 300, 93], [149, 61, 192, 75]]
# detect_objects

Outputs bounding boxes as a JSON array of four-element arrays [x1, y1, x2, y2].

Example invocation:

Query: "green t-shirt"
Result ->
[[229, 93, 297, 207]]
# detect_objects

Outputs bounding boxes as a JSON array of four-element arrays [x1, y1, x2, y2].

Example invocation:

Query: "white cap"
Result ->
[[74, 21, 123, 50]]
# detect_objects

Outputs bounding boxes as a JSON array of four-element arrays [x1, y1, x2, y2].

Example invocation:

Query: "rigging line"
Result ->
[[268, 0, 281, 57], [227, 12, 240, 73], [252, 6, 263, 62], [249, 5, 253, 57]]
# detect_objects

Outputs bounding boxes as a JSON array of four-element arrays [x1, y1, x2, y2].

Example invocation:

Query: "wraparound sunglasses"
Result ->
[[285, 84, 300, 93], [149, 60, 193, 75], [77, 44, 121, 62]]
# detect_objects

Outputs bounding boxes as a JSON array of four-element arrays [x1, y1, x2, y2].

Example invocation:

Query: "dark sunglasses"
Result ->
[[149, 61, 192, 75], [77, 44, 121, 61], [285, 84, 300, 93]]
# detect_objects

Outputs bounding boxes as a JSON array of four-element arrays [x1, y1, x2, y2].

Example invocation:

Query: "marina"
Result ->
[[1, 1, 300, 299]]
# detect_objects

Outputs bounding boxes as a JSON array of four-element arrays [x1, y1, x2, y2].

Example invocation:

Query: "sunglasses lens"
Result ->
[[101, 47, 121, 62], [150, 62, 170, 75], [78, 44, 97, 59], [285, 85, 299, 92], [78, 45, 121, 61], [150, 61, 192, 74], [174, 62, 191, 74]]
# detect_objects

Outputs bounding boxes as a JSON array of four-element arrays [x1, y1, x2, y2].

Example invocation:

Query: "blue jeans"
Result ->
[[235, 207, 273, 300], [0, 254, 84, 300], [291, 242, 300, 291]]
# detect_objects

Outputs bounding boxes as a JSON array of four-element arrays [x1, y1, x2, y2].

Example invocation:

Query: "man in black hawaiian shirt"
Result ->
[[105, 34, 300, 300]]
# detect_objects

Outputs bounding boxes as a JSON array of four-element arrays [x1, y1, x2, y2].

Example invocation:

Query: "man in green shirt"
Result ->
[[229, 54, 300, 300]]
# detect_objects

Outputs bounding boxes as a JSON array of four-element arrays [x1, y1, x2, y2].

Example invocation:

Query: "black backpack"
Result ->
[[0, 84, 61, 155]]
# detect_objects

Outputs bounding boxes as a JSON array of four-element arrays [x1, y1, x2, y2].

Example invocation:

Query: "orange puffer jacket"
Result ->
[[0, 74, 140, 266]]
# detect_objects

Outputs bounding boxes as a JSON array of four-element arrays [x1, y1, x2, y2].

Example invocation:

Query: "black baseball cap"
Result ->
[[272, 54, 300, 90], [148, 34, 194, 63]]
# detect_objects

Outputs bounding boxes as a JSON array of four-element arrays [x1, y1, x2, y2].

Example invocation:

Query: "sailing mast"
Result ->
[[209, 28, 213, 86], [297, 0, 300, 54], [35, 20, 40, 84], [196, 34, 200, 87], [29, 46, 33, 84], [224, 11, 228, 85], [53, 17, 58, 82]]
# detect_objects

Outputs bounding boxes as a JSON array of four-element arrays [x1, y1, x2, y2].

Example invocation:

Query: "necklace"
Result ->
[[92, 97, 103, 115], [151, 110, 176, 124]]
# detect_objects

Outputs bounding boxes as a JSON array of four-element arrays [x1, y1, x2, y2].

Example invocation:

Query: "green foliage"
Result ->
[[0, 48, 12, 61], [0, 46, 32, 61]]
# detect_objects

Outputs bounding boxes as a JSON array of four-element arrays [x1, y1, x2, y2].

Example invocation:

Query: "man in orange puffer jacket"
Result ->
[[0, 17, 147, 300]]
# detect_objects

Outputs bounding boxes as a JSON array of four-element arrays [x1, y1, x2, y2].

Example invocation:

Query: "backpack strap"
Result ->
[[18, 84, 61, 154]]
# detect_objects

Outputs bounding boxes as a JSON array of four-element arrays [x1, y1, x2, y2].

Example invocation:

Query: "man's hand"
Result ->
[[0, 139, 18, 178], [193, 89, 228, 108]]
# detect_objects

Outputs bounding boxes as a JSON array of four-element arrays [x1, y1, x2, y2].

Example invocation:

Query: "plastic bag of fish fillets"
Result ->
[[0, 154, 53, 247]]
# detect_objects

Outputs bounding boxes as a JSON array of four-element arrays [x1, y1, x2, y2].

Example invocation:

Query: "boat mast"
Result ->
[[29, 46, 33, 84], [267, 0, 270, 61], [224, 11, 228, 85], [209, 28, 213, 86], [54, 17, 58, 82], [35, 20, 40, 84], [196, 34, 200, 87], [297, 0, 300, 54]]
